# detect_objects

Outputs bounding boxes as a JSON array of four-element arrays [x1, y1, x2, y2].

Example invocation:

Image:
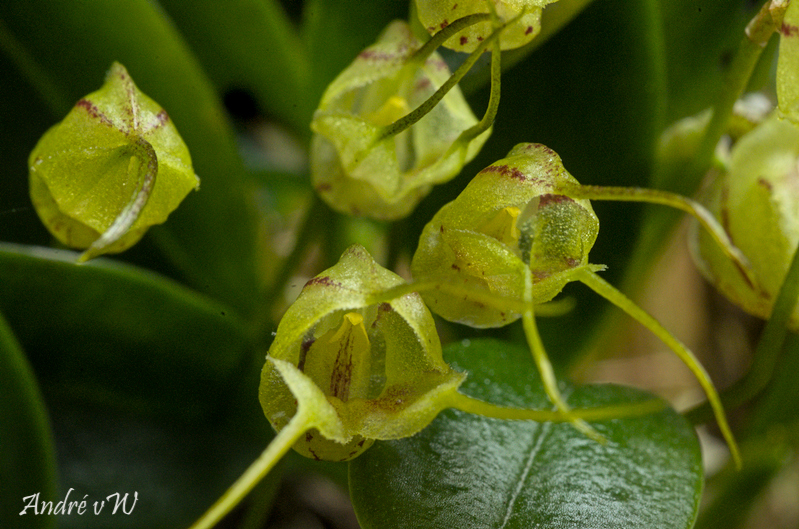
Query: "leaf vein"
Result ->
[[499, 421, 553, 528]]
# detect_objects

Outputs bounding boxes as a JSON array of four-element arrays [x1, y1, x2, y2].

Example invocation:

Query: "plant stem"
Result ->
[[686, 240, 799, 430], [738, 245, 799, 397], [448, 391, 665, 422], [410, 13, 491, 64], [455, 33, 502, 146], [689, 0, 788, 183], [568, 184, 759, 291], [578, 269, 742, 468], [462, 0, 598, 93], [521, 268, 603, 442], [187, 410, 312, 529], [379, 11, 518, 142]]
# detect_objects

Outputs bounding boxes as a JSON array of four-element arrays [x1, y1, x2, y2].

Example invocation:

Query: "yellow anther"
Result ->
[[368, 96, 410, 127], [480, 206, 521, 247]]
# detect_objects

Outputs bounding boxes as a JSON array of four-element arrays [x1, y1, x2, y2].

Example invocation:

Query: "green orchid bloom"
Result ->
[[29, 62, 199, 261], [310, 21, 490, 220]]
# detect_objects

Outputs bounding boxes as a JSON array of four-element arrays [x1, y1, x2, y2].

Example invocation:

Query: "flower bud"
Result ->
[[411, 143, 599, 327], [415, 0, 556, 52], [29, 62, 199, 261], [310, 21, 489, 220], [690, 109, 799, 329], [260, 245, 465, 461], [690, 10, 799, 329]]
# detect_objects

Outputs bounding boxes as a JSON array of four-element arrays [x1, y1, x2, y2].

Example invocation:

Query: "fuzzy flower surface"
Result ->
[[411, 143, 599, 328]]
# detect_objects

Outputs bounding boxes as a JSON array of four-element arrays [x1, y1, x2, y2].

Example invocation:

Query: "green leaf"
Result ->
[[0, 309, 57, 529], [662, 0, 766, 123], [0, 39, 56, 246], [0, 243, 254, 420], [157, 0, 314, 137], [0, 1, 261, 316], [350, 338, 703, 529], [51, 405, 279, 529]]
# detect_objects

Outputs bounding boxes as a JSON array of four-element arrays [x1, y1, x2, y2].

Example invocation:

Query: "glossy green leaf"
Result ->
[[0, 243, 253, 420], [350, 338, 703, 529], [0, 310, 57, 529], [0, 1, 261, 315]]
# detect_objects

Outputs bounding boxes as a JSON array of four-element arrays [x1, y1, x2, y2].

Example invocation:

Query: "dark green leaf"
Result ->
[[50, 405, 278, 529], [0, 43, 55, 246], [662, 0, 765, 123], [350, 339, 703, 529], [0, 309, 57, 529], [0, 243, 254, 420], [157, 0, 314, 137]]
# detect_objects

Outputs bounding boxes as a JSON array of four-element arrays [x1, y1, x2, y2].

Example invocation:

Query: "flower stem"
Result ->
[[448, 391, 665, 422], [410, 13, 491, 64], [577, 268, 742, 469], [689, 0, 788, 181], [686, 240, 799, 433], [521, 268, 604, 443], [455, 31, 502, 146], [379, 11, 521, 142], [187, 410, 312, 529], [567, 184, 759, 291]]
